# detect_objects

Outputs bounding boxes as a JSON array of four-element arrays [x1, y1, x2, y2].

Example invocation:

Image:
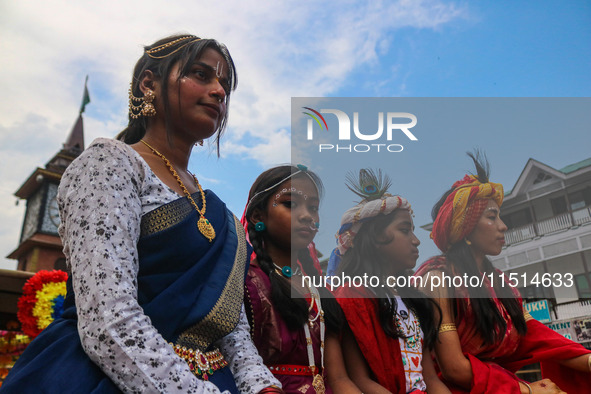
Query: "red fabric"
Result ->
[[335, 286, 406, 394], [415, 257, 591, 393], [501, 319, 591, 394]]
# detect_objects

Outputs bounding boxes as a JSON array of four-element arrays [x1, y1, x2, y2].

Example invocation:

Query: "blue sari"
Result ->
[[2, 191, 248, 393]]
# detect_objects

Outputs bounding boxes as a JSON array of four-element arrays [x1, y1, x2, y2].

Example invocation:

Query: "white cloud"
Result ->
[[0, 0, 465, 268]]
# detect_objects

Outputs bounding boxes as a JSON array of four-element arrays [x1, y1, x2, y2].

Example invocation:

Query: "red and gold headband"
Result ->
[[431, 175, 503, 252]]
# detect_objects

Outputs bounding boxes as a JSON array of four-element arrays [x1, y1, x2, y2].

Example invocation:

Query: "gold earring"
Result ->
[[129, 84, 157, 119], [141, 89, 156, 117], [465, 238, 472, 245]]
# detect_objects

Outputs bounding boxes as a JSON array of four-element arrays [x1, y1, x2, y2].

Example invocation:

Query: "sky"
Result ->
[[1, 0, 590, 270]]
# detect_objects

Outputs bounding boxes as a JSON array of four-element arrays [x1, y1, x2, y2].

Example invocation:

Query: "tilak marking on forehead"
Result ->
[[215, 61, 224, 79]]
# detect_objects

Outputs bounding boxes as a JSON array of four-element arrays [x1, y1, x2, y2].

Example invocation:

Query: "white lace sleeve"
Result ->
[[58, 139, 223, 393], [217, 305, 281, 394]]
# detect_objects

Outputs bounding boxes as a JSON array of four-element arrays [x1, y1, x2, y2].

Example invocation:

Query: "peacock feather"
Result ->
[[345, 169, 392, 202]]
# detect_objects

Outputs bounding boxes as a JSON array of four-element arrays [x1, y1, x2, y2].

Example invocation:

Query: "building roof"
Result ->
[[560, 157, 591, 174]]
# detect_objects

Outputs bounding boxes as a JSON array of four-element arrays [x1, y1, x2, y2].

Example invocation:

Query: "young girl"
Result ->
[[243, 165, 345, 394], [330, 169, 450, 394]]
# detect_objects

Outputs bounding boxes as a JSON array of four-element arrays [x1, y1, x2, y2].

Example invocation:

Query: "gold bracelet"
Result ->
[[520, 381, 533, 394], [587, 354, 591, 372], [438, 323, 457, 333], [524, 312, 533, 322]]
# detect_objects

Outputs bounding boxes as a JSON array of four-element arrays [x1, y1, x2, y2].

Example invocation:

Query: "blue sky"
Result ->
[[1, 0, 590, 269]]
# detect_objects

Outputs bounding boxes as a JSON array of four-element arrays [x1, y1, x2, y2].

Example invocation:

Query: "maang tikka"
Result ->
[[129, 84, 157, 119]]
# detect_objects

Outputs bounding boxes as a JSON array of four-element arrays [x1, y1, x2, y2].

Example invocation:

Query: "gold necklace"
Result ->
[[140, 139, 215, 242]]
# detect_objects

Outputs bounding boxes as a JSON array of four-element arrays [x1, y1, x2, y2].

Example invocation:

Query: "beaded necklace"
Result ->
[[304, 286, 326, 394], [140, 139, 215, 242]]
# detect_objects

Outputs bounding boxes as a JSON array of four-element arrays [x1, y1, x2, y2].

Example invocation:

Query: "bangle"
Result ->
[[520, 381, 533, 394], [524, 312, 533, 321], [438, 323, 457, 333]]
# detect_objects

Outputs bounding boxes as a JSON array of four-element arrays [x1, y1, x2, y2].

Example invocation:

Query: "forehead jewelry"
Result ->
[[246, 164, 318, 213], [140, 140, 215, 242], [146, 36, 203, 59]]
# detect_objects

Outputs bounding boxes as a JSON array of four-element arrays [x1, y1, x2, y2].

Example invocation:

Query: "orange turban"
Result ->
[[431, 175, 504, 252]]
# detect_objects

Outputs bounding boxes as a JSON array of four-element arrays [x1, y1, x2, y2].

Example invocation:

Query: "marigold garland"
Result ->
[[17, 270, 68, 339]]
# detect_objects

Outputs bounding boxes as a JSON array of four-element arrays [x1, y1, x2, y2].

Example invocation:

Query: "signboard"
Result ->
[[524, 299, 551, 323]]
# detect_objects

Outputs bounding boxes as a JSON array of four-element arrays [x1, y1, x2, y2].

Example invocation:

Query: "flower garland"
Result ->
[[17, 270, 68, 339], [0, 329, 31, 386]]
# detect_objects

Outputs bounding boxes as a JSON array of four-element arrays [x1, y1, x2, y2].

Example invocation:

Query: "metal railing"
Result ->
[[553, 299, 591, 320], [504, 206, 591, 246]]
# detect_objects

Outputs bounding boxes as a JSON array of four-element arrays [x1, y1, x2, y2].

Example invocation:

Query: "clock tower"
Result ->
[[7, 113, 85, 272]]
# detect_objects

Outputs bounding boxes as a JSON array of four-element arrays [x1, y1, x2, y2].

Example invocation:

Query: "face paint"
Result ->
[[215, 60, 224, 79], [272, 187, 309, 207]]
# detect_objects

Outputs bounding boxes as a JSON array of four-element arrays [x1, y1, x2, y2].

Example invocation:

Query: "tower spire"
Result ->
[[63, 76, 90, 154]]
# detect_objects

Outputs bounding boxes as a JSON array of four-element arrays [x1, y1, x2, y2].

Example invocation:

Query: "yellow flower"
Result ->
[[32, 282, 67, 330]]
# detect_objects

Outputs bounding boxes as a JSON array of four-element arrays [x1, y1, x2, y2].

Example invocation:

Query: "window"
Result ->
[[520, 283, 554, 301], [574, 273, 591, 299], [501, 208, 532, 229], [533, 172, 551, 184], [550, 196, 568, 215], [569, 187, 591, 211]]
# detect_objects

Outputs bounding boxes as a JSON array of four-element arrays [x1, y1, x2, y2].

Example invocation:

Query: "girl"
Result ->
[[3, 34, 280, 393], [330, 169, 450, 394], [243, 165, 346, 394], [416, 152, 591, 394]]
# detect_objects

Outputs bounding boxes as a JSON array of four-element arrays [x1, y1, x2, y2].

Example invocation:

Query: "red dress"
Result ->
[[415, 256, 591, 393], [335, 286, 427, 394]]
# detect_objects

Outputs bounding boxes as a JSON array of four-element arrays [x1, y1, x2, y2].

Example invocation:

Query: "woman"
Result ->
[[330, 169, 449, 393], [3, 35, 281, 394], [415, 153, 591, 394]]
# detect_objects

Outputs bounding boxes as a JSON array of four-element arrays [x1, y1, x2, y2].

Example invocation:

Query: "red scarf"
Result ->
[[335, 286, 407, 394]]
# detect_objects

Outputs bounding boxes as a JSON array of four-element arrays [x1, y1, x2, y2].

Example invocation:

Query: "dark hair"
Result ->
[[117, 34, 238, 155], [246, 165, 342, 332], [338, 209, 441, 349], [431, 152, 526, 345]]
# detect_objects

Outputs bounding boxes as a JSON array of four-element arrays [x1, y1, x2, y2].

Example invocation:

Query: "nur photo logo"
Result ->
[[302, 106, 418, 153]]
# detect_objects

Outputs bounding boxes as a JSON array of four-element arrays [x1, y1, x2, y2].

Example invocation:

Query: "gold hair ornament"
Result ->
[[140, 139, 215, 242], [129, 85, 156, 119], [146, 36, 203, 59]]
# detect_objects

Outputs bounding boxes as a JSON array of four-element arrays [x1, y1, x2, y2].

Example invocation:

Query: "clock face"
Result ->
[[22, 189, 43, 241], [49, 196, 60, 227], [41, 182, 60, 234]]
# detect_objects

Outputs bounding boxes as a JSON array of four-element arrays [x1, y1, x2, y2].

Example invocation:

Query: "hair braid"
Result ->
[[247, 222, 309, 329]]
